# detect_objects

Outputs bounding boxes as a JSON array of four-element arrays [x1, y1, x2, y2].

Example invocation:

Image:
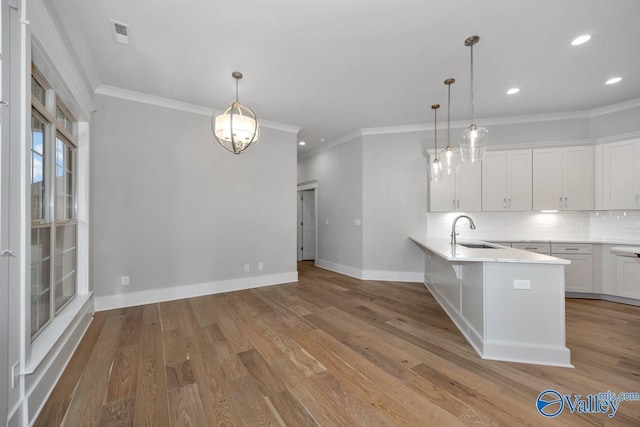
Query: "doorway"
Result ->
[[297, 182, 318, 262]]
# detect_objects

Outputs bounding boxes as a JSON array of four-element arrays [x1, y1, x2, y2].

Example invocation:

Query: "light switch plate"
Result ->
[[514, 279, 531, 290]]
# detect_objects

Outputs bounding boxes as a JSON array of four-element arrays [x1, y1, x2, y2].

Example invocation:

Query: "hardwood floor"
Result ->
[[36, 262, 640, 426]]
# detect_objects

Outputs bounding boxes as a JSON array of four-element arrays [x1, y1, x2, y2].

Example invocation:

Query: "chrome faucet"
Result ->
[[451, 215, 476, 246]]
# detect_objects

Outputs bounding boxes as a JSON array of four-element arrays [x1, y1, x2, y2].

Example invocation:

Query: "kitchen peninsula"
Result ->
[[410, 235, 572, 367]]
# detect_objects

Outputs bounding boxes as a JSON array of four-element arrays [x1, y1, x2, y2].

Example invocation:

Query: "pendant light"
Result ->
[[429, 104, 442, 182], [460, 36, 488, 163], [441, 78, 460, 175], [212, 71, 260, 154]]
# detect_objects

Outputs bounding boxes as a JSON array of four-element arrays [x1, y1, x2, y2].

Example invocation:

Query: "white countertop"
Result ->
[[409, 235, 570, 265]]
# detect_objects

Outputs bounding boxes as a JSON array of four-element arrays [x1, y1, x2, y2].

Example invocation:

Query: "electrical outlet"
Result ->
[[258, 262, 264, 271], [514, 279, 531, 290], [244, 264, 250, 272], [121, 276, 130, 286]]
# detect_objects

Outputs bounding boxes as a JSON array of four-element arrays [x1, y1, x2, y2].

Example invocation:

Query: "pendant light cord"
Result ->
[[235, 78, 239, 103], [434, 107, 438, 157], [470, 43, 475, 126], [447, 83, 451, 147]]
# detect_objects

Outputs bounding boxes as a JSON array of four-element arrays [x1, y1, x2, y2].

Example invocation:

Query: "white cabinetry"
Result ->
[[603, 139, 640, 209], [511, 242, 550, 255], [551, 244, 593, 293], [482, 150, 532, 211], [429, 161, 482, 212], [533, 146, 594, 211], [616, 256, 640, 299]]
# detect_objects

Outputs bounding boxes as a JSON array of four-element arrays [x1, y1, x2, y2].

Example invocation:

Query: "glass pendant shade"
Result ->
[[460, 124, 488, 163], [459, 35, 487, 163], [212, 71, 260, 154], [440, 145, 460, 175]]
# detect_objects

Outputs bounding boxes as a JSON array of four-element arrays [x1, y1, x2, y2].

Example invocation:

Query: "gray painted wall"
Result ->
[[92, 95, 297, 298], [297, 137, 364, 270], [362, 132, 426, 273]]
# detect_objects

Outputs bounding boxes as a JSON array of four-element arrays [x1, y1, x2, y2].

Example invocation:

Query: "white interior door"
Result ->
[[301, 190, 316, 260]]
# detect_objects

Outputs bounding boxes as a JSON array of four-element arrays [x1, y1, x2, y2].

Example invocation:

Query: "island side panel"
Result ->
[[460, 263, 485, 352], [483, 263, 571, 367]]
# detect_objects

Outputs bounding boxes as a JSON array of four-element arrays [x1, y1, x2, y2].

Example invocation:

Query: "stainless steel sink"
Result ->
[[458, 243, 498, 249]]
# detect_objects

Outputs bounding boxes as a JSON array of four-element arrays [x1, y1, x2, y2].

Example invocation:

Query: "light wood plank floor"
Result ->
[[36, 262, 640, 426]]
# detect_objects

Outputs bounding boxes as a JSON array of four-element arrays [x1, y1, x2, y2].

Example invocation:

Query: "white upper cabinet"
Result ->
[[482, 150, 532, 211], [603, 139, 640, 209], [429, 159, 482, 212], [533, 146, 594, 211]]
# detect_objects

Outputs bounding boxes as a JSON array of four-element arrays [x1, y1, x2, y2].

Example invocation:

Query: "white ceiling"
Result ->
[[46, 0, 640, 153]]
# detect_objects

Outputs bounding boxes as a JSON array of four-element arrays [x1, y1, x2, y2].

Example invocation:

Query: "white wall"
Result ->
[[297, 136, 364, 275], [362, 132, 425, 279], [92, 94, 298, 309]]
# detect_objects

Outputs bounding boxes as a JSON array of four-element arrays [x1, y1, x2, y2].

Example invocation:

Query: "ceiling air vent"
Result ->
[[110, 20, 130, 45]]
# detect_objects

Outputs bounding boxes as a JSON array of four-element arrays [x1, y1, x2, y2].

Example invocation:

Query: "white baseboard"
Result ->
[[361, 269, 423, 282], [314, 259, 364, 279], [314, 259, 422, 283], [94, 271, 299, 311]]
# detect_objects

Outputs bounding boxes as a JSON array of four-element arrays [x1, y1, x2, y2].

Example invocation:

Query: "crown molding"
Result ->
[[94, 85, 301, 134], [590, 98, 640, 117], [595, 130, 640, 144]]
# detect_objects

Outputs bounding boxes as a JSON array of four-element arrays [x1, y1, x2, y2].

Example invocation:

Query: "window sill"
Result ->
[[23, 292, 93, 375]]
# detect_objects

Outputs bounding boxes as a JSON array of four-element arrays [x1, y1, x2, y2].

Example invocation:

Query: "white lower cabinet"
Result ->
[[551, 244, 593, 293], [617, 256, 640, 299]]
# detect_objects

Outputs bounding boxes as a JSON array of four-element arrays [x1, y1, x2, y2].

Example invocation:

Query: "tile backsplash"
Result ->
[[426, 210, 640, 242]]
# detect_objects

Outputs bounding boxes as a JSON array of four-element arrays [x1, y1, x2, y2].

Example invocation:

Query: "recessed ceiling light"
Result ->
[[605, 77, 622, 85], [298, 141, 306, 146], [571, 35, 591, 46], [507, 88, 520, 95]]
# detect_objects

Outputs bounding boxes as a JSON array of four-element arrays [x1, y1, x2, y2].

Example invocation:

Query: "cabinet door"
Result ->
[[456, 161, 482, 211], [533, 148, 563, 211], [481, 152, 507, 211], [616, 256, 640, 300], [561, 254, 593, 293], [429, 172, 456, 212], [507, 150, 532, 211], [563, 146, 594, 210], [634, 144, 640, 209], [605, 141, 637, 209]]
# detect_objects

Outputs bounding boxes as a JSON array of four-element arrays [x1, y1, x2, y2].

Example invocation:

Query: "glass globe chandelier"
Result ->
[[212, 71, 260, 154], [441, 78, 460, 175], [429, 104, 442, 182], [460, 36, 488, 163]]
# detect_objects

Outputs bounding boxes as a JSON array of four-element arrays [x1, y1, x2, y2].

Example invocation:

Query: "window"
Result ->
[[30, 66, 78, 339]]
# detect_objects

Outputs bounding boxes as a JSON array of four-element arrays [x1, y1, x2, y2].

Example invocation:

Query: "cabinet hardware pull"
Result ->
[[565, 248, 579, 251], [457, 199, 460, 209], [508, 198, 512, 208], [503, 198, 506, 209], [636, 194, 639, 207], [564, 197, 568, 208], [559, 197, 563, 208], [525, 247, 537, 250]]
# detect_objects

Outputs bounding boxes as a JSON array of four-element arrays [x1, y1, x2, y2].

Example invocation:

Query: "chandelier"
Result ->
[[212, 71, 260, 154]]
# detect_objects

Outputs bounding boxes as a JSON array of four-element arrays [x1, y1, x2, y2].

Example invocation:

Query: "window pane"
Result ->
[[55, 137, 74, 221], [32, 76, 46, 105], [54, 224, 76, 311], [31, 115, 46, 220], [31, 227, 51, 337], [56, 106, 74, 134]]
